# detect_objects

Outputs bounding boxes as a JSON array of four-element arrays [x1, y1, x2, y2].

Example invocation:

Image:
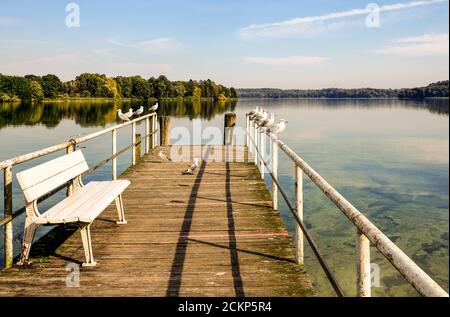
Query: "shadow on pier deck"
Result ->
[[0, 146, 315, 297]]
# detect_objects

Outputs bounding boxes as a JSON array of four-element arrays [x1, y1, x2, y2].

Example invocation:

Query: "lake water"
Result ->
[[0, 98, 448, 296]]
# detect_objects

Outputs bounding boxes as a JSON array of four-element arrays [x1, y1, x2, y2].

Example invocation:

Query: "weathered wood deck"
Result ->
[[0, 146, 315, 296]]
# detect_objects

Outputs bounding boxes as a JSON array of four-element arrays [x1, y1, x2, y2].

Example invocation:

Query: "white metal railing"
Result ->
[[1, 113, 158, 268], [246, 114, 448, 297]]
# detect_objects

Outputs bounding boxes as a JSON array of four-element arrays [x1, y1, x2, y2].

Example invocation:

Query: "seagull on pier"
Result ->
[[123, 108, 134, 119], [249, 107, 262, 120], [158, 151, 172, 161], [248, 106, 259, 117], [267, 119, 287, 135], [255, 110, 268, 124], [259, 113, 276, 132], [182, 158, 200, 175], [117, 109, 131, 122], [149, 103, 159, 112], [134, 106, 144, 117]]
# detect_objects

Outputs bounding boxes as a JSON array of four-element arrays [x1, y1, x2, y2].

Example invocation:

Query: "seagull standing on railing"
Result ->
[[249, 107, 262, 120], [259, 113, 276, 132], [123, 108, 134, 119], [267, 119, 287, 136], [267, 119, 287, 137], [134, 106, 144, 117], [248, 106, 259, 118], [182, 158, 200, 175], [149, 103, 159, 112], [117, 109, 131, 122], [255, 110, 268, 124]]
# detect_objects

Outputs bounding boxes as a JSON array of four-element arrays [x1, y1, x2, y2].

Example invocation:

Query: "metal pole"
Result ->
[[260, 130, 265, 178], [357, 230, 371, 297], [3, 166, 13, 268], [152, 115, 157, 149], [272, 136, 278, 210], [295, 165, 304, 264], [112, 129, 117, 180], [246, 115, 249, 147], [132, 122, 136, 165], [145, 117, 150, 154], [66, 143, 75, 195], [254, 122, 258, 166]]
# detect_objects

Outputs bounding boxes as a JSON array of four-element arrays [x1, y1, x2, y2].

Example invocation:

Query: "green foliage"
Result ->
[[0, 73, 237, 102], [29, 80, 44, 100], [42, 74, 63, 98]]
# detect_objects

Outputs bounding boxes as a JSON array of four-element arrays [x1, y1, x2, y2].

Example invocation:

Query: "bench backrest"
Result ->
[[16, 151, 89, 203]]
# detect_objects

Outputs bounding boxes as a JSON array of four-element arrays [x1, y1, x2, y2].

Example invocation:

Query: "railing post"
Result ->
[[153, 114, 157, 149], [66, 143, 75, 195], [295, 165, 304, 265], [246, 115, 249, 148], [3, 165, 13, 268], [249, 119, 254, 156], [132, 122, 136, 165], [271, 136, 278, 210], [253, 122, 258, 166], [356, 230, 371, 297], [260, 128, 265, 178], [135, 134, 141, 163], [145, 117, 150, 154], [112, 129, 117, 180]]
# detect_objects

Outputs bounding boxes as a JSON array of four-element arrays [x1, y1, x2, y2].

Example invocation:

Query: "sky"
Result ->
[[0, 0, 448, 89]]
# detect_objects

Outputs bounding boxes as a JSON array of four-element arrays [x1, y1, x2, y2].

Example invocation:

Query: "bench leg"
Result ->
[[80, 224, 97, 267], [17, 219, 38, 266], [115, 195, 127, 224]]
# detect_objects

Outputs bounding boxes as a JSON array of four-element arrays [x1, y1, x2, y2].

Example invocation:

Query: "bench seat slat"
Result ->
[[39, 182, 111, 223], [38, 180, 130, 224]]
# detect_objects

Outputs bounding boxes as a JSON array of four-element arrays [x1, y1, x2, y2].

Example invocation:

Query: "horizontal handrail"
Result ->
[[0, 113, 156, 170], [0, 129, 158, 227], [247, 131, 346, 297], [264, 129, 448, 297]]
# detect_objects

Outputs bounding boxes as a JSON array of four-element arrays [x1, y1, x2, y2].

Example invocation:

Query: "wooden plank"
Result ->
[[0, 145, 315, 297]]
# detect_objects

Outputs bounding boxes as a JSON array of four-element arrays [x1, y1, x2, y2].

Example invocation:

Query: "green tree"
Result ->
[[193, 86, 202, 98], [115, 76, 133, 98], [29, 80, 44, 100], [42, 74, 63, 98]]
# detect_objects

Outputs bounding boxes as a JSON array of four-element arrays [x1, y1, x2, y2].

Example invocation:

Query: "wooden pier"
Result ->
[[0, 145, 315, 297]]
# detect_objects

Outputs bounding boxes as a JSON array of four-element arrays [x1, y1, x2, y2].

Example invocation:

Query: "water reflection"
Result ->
[[0, 99, 237, 129]]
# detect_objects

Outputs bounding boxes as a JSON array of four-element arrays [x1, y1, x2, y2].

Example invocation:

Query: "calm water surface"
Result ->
[[0, 98, 448, 296]]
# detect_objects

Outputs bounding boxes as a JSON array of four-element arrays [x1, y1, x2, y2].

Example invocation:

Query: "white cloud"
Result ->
[[106, 37, 183, 54], [376, 33, 449, 56], [238, 0, 448, 39], [243, 55, 328, 66]]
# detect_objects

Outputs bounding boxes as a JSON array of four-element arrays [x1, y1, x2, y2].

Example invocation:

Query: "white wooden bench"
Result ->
[[16, 150, 130, 267]]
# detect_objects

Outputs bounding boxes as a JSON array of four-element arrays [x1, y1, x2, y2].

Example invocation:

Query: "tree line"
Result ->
[[236, 81, 449, 99], [0, 73, 238, 102]]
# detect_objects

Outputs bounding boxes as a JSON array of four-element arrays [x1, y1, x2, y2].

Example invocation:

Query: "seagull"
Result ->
[[255, 110, 268, 124], [259, 113, 276, 132], [134, 106, 144, 117], [149, 103, 159, 112], [158, 151, 171, 161], [267, 119, 288, 135], [123, 108, 134, 119], [117, 109, 131, 122], [248, 106, 259, 117], [249, 107, 262, 120], [182, 158, 200, 175]]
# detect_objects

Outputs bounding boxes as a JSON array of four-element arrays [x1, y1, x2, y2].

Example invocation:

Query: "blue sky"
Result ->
[[0, 0, 448, 88]]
